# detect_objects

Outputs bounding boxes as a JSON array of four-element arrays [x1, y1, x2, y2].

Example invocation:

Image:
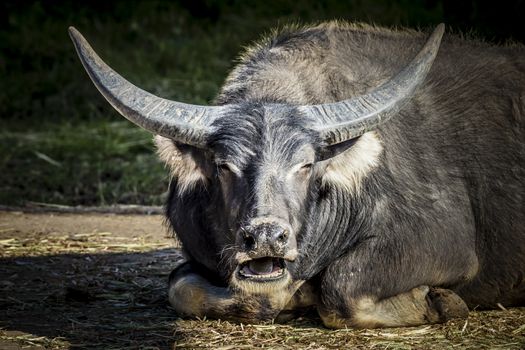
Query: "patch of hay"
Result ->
[[0, 212, 523, 349]]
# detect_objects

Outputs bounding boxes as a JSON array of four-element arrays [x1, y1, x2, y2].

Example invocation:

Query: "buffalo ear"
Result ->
[[318, 137, 360, 161], [154, 136, 212, 194]]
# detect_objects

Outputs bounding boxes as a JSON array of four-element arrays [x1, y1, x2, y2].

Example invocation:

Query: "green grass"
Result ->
[[0, 120, 166, 205], [1, 0, 518, 206]]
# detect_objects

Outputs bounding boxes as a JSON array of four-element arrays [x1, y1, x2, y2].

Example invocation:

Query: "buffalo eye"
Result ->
[[217, 163, 232, 174], [297, 163, 313, 176], [217, 162, 242, 177]]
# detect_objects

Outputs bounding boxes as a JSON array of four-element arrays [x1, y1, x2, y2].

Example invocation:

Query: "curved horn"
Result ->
[[301, 24, 445, 145], [69, 27, 225, 147]]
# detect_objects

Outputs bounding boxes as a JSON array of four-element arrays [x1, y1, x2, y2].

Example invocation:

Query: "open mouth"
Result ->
[[237, 257, 286, 281]]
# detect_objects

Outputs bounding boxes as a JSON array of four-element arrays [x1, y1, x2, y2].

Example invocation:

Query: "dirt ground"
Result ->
[[0, 211, 523, 349]]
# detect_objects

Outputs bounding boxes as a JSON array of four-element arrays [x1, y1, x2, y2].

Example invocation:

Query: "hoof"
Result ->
[[428, 288, 469, 322]]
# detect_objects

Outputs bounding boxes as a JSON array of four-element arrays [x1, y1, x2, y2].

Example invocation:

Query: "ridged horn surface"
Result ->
[[300, 24, 445, 145], [69, 27, 226, 147]]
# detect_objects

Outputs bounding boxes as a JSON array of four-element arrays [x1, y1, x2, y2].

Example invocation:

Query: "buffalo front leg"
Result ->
[[168, 262, 299, 323], [316, 222, 476, 329], [319, 285, 469, 329]]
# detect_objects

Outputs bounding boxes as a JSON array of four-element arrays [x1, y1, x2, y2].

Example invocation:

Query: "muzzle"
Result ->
[[234, 219, 297, 282]]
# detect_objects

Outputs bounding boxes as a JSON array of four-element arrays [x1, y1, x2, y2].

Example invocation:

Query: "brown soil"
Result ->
[[0, 211, 168, 241], [0, 211, 179, 349], [0, 211, 523, 349]]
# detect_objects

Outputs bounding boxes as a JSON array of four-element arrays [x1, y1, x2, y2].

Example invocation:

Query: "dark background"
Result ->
[[1, 0, 524, 206]]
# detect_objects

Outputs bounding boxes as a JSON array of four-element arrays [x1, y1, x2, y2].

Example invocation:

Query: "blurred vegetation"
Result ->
[[1, 0, 523, 206]]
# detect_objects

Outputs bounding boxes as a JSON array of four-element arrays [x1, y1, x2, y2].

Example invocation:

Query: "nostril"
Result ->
[[243, 234, 256, 250], [276, 229, 288, 243]]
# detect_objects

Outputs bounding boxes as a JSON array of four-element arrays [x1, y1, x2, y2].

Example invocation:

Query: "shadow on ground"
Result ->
[[0, 248, 183, 349], [1, 212, 524, 349]]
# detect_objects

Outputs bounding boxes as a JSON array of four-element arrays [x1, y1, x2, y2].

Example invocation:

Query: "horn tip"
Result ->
[[68, 26, 78, 36], [68, 26, 83, 44]]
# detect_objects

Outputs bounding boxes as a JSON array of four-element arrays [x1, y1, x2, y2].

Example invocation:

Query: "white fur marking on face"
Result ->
[[154, 135, 207, 195], [321, 132, 383, 194]]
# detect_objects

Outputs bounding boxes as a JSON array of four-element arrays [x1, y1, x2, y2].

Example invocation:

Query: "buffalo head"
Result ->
[[69, 25, 444, 294]]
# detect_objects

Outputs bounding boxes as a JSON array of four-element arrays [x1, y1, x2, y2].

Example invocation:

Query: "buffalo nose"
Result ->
[[242, 231, 257, 250], [240, 223, 290, 252], [273, 227, 289, 243]]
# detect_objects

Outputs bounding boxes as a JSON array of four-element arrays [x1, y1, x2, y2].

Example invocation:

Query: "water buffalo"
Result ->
[[69, 21, 525, 328]]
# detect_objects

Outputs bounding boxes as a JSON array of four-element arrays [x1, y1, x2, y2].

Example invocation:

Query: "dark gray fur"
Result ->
[[164, 22, 524, 325]]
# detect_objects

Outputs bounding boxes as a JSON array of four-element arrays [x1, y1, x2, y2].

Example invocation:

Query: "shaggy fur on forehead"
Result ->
[[155, 130, 383, 197], [207, 103, 320, 167]]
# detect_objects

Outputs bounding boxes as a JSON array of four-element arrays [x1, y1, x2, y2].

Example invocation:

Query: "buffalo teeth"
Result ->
[[240, 269, 284, 278], [238, 257, 287, 280]]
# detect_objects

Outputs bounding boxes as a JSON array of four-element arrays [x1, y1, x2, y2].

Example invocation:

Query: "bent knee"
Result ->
[[168, 267, 232, 318], [169, 273, 209, 317]]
